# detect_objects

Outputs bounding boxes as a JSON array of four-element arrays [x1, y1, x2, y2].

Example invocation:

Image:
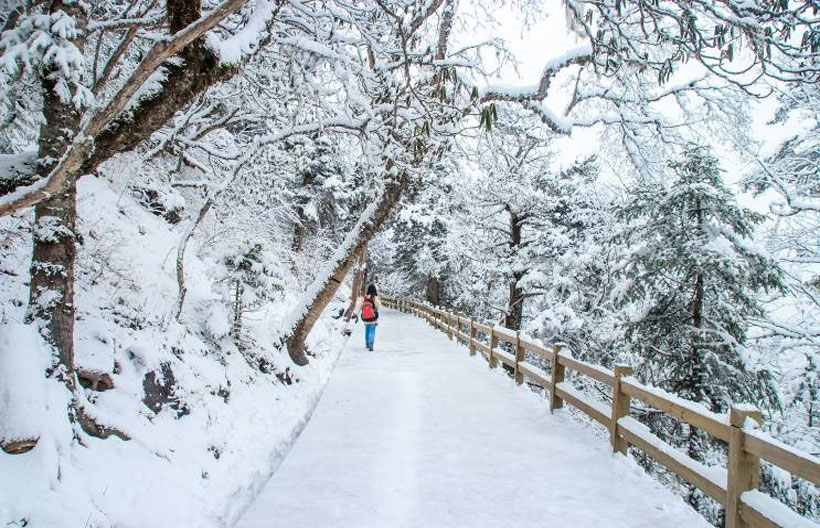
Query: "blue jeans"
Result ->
[[364, 323, 377, 349]]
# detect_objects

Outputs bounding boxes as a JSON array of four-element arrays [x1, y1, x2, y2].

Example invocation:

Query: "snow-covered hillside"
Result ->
[[0, 172, 350, 527]]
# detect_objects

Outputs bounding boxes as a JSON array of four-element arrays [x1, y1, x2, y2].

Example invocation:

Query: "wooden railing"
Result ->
[[382, 297, 820, 528]]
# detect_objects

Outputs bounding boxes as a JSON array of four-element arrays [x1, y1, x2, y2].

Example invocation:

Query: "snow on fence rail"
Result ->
[[383, 297, 820, 528]]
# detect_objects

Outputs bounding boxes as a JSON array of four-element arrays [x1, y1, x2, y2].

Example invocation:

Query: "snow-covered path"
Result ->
[[235, 309, 711, 528]]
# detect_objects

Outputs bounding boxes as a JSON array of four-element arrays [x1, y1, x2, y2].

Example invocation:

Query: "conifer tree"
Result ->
[[617, 146, 784, 411], [616, 146, 785, 513]]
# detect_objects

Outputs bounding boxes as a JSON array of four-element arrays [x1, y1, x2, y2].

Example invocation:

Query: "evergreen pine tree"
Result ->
[[617, 146, 784, 412], [616, 146, 785, 514]]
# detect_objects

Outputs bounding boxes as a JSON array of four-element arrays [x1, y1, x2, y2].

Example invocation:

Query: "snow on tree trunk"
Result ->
[[28, 179, 78, 388], [26, 0, 86, 393], [504, 209, 524, 331], [291, 164, 316, 255], [344, 245, 367, 320], [232, 279, 243, 340], [175, 200, 214, 320]]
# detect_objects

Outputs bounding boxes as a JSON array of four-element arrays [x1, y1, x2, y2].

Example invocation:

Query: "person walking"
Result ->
[[358, 284, 380, 351]]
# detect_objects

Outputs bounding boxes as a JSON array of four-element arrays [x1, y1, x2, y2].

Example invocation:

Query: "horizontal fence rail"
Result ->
[[383, 297, 820, 528]]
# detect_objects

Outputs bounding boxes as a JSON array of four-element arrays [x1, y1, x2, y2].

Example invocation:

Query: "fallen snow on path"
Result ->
[[235, 309, 711, 528]]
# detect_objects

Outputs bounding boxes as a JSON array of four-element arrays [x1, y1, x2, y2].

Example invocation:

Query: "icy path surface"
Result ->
[[235, 309, 711, 528]]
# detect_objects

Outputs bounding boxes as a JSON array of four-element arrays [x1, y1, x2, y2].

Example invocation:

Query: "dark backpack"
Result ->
[[361, 296, 378, 322]]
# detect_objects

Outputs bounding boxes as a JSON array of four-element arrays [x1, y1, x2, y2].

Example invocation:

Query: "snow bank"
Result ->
[[0, 320, 49, 444], [742, 491, 818, 528]]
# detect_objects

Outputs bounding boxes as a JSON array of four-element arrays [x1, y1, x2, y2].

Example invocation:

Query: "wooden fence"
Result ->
[[383, 297, 820, 528]]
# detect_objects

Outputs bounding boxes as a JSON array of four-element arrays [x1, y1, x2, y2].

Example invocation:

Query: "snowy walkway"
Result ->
[[235, 309, 711, 528]]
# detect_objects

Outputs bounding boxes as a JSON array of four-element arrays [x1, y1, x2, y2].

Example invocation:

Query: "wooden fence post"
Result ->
[[455, 315, 460, 344], [488, 328, 498, 369], [549, 344, 565, 412], [513, 331, 525, 385], [447, 312, 453, 340], [610, 365, 633, 454], [469, 318, 476, 356], [726, 405, 762, 528]]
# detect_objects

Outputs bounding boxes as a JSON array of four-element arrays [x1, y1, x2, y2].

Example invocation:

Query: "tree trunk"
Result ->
[[175, 199, 214, 320], [686, 198, 709, 509], [232, 279, 242, 339], [28, 180, 78, 388], [689, 198, 710, 409], [690, 271, 708, 401], [504, 209, 524, 331], [344, 245, 367, 320], [292, 167, 317, 254], [26, 0, 86, 391], [434, 0, 456, 61], [425, 275, 440, 306], [505, 278, 524, 331], [285, 175, 408, 365]]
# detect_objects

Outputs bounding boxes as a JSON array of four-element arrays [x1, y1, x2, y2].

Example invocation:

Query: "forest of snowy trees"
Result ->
[[0, 0, 818, 526]]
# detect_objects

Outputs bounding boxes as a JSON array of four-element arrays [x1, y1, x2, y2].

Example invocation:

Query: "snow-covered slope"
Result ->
[[0, 173, 350, 528]]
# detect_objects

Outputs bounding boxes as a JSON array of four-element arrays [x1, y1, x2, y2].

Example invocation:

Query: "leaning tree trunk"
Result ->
[[82, 0, 239, 175], [26, 1, 86, 392], [344, 245, 367, 320], [284, 175, 408, 365]]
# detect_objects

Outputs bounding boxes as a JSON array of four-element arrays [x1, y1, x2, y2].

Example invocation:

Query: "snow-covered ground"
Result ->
[[235, 308, 711, 528], [0, 173, 351, 528]]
